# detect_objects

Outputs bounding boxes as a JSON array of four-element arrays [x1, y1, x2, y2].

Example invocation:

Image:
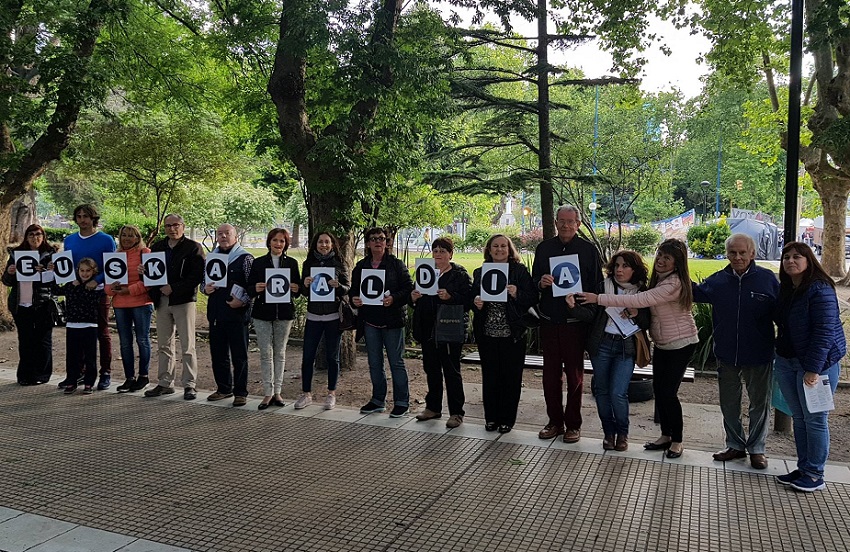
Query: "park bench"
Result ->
[[460, 351, 696, 382]]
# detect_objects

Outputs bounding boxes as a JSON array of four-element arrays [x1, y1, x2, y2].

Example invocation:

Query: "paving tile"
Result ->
[[117, 540, 192, 552], [0, 507, 22, 523], [824, 463, 850, 484], [442, 422, 499, 441], [662, 449, 720, 469], [282, 404, 324, 418], [312, 407, 366, 424], [0, 514, 76, 552], [354, 413, 415, 429], [27, 526, 135, 552], [494, 428, 551, 448], [549, 436, 606, 455], [401, 419, 451, 436]]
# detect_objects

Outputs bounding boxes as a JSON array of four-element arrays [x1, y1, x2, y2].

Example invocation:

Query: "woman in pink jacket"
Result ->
[[106, 225, 153, 393], [579, 238, 698, 459]]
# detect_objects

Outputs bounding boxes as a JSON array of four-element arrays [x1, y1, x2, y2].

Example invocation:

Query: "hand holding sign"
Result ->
[[14, 251, 40, 282], [51, 251, 76, 285], [142, 252, 168, 286], [103, 252, 129, 285], [359, 269, 386, 306], [310, 267, 335, 303], [549, 254, 582, 298], [265, 268, 291, 303], [205, 253, 228, 288], [415, 259, 439, 295], [479, 263, 508, 302]]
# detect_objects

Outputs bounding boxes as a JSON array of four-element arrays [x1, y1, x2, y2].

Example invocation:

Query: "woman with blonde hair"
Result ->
[[107, 225, 153, 392]]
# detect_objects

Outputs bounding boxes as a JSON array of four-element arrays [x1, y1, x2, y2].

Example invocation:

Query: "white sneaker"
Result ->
[[324, 394, 336, 410], [294, 393, 312, 409]]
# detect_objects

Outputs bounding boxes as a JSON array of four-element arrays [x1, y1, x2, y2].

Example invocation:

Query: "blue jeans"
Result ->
[[363, 325, 409, 408], [301, 319, 342, 392], [774, 356, 840, 479], [591, 336, 635, 436], [114, 304, 153, 379]]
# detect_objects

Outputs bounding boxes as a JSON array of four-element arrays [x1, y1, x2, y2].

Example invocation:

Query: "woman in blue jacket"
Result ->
[[774, 242, 846, 492]]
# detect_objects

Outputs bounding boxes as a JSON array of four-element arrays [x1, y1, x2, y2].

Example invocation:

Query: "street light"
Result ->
[[522, 206, 531, 233], [588, 201, 598, 229], [700, 180, 711, 222]]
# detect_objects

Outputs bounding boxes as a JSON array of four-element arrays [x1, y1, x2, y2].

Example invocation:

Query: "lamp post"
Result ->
[[588, 200, 598, 230], [700, 180, 711, 222], [522, 206, 531, 233]]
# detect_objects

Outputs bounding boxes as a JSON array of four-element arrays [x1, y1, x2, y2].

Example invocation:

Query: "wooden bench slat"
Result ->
[[460, 351, 695, 382]]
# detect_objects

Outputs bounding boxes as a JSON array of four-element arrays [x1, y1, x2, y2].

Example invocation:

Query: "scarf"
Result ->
[[313, 250, 336, 262]]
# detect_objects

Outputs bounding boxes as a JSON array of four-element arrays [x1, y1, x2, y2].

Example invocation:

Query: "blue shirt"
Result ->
[[63, 231, 116, 285]]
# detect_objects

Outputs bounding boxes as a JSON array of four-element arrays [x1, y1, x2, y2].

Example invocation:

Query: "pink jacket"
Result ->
[[598, 273, 697, 348], [106, 247, 152, 308]]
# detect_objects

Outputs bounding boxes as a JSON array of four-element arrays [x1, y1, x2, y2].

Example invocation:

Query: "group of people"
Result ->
[[4, 204, 845, 493]]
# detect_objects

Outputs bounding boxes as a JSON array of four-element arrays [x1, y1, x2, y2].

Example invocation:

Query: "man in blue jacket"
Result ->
[[693, 233, 779, 469]]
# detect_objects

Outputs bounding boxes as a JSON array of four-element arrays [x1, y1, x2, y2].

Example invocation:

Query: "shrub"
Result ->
[[519, 228, 544, 252], [461, 226, 492, 252], [624, 225, 662, 255], [43, 227, 72, 243], [686, 222, 731, 258], [102, 216, 162, 245]]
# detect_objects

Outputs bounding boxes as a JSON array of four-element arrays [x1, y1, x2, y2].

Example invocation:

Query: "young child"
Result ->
[[55, 258, 104, 395]]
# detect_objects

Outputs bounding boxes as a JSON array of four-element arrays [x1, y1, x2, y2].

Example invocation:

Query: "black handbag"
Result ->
[[338, 298, 357, 332], [49, 298, 66, 327], [433, 304, 466, 344]]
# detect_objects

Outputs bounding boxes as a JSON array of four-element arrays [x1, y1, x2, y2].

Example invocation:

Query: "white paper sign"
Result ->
[[14, 251, 40, 282], [142, 252, 168, 286], [265, 268, 291, 304], [359, 269, 386, 306], [804, 375, 835, 413], [51, 251, 76, 285], [415, 259, 439, 295], [103, 252, 129, 285], [605, 307, 640, 337], [479, 263, 509, 302], [549, 254, 583, 298], [205, 253, 229, 288], [310, 267, 335, 303]]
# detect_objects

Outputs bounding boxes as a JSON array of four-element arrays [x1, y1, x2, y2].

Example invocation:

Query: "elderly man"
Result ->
[[144, 214, 206, 400], [203, 224, 254, 407], [61, 204, 116, 390], [532, 205, 603, 442], [693, 233, 779, 469]]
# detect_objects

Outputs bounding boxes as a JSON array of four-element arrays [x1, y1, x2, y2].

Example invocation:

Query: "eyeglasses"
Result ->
[[556, 219, 580, 227], [164, 223, 183, 229], [26, 232, 44, 237], [369, 236, 387, 243]]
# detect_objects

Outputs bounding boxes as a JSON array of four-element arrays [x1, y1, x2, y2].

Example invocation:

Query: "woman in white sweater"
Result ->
[[579, 239, 698, 459]]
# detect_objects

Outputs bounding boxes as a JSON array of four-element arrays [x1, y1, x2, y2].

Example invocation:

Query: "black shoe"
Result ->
[[129, 376, 149, 392], [57, 378, 73, 389], [666, 445, 684, 459], [183, 388, 197, 401], [144, 385, 175, 397], [359, 401, 385, 414], [258, 402, 270, 410], [644, 440, 673, 451], [485, 422, 498, 432], [498, 425, 512, 434], [389, 405, 409, 418], [116, 379, 136, 393], [270, 398, 286, 407], [96, 374, 111, 390]]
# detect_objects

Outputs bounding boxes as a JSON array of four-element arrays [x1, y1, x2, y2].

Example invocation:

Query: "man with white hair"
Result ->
[[693, 233, 779, 469], [203, 224, 254, 407]]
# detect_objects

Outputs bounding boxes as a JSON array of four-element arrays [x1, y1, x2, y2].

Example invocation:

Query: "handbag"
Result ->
[[338, 298, 357, 332], [635, 329, 651, 368], [433, 304, 466, 344], [48, 297, 66, 327]]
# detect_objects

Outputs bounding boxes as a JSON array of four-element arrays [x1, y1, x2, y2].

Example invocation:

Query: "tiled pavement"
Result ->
[[1, 369, 849, 552]]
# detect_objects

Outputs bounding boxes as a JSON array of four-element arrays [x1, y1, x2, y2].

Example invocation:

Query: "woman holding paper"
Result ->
[[773, 242, 845, 492], [297, 232, 350, 410], [410, 236, 473, 428], [2, 224, 57, 385], [578, 239, 697, 459], [565, 250, 650, 451], [471, 234, 537, 433], [247, 228, 301, 410], [106, 225, 153, 393]]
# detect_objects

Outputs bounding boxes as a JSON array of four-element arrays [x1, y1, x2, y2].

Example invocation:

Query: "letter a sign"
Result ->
[[265, 268, 291, 304], [205, 253, 229, 288], [142, 252, 168, 286], [415, 258, 439, 295], [549, 254, 582, 298], [310, 267, 335, 303], [359, 269, 385, 306]]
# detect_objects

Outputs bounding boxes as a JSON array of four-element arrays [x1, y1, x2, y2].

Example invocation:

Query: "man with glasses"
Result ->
[[144, 214, 206, 400], [62, 204, 116, 390], [693, 233, 778, 469], [532, 205, 603, 442]]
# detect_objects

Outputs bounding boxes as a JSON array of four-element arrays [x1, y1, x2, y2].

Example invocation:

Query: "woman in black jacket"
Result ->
[[410, 236, 473, 428], [296, 232, 350, 411], [471, 234, 538, 433], [247, 228, 301, 410], [2, 224, 57, 385]]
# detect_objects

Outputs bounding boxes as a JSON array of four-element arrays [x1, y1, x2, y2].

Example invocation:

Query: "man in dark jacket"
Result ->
[[693, 233, 779, 469], [144, 214, 206, 400], [203, 224, 254, 407], [532, 205, 603, 443]]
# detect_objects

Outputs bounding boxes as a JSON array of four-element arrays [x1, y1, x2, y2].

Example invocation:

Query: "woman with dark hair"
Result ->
[[580, 238, 697, 458], [471, 234, 537, 433], [410, 236, 473, 428], [2, 224, 57, 385], [567, 250, 650, 451], [247, 228, 301, 410], [350, 227, 414, 417], [296, 232, 350, 410], [774, 242, 845, 492], [106, 225, 153, 393]]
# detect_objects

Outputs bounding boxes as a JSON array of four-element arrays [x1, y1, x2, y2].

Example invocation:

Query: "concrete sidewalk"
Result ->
[[1, 368, 848, 552]]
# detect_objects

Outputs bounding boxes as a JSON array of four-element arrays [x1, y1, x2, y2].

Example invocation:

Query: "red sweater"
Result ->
[[106, 247, 153, 308]]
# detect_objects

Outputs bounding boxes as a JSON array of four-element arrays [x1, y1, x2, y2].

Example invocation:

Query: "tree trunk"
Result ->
[[10, 190, 36, 242], [0, 207, 13, 330], [812, 173, 850, 277]]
